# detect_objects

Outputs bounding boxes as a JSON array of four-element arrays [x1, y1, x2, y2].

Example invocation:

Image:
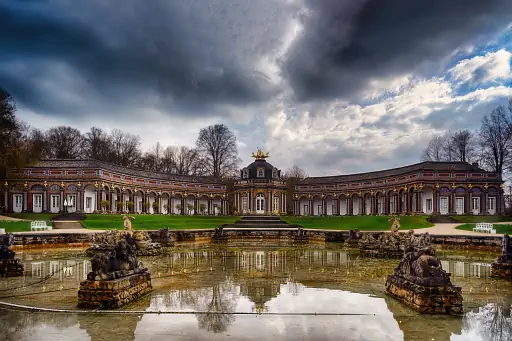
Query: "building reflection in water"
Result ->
[[4, 247, 511, 340]]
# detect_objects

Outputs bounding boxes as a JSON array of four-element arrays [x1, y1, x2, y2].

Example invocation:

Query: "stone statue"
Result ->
[[158, 227, 174, 247], [394, 246, 451, 286], [491, 234, 512, 279], [123, 215, 135, 236], [385, 242, 463, 314], [0, 233, 24, 277], [389, 215, 400, 233], [497, 234, 512, 264], [87, 234, 143, 281]]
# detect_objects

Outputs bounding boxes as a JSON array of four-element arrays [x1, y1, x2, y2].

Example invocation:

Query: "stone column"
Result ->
[[23, 191, 28, 212], [451, 190, 455, 214], [433, 190, 438, 214], [500, 190, 505, 214], [370, 196, 374, 215], [181, 196, 185, 215], [418, 191, 423, 213], [59, 189, 64, 212], [77, 190, 82, 212], [4, 190, 8, 212], [468, 191, 472, 214], [333, 198, 338, 215], [347, 197, 351, 215]]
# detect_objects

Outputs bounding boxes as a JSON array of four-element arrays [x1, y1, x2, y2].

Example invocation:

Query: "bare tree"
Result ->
[[45, 126, 84, 159], [282, 165, 308, 180], [451, 129, 475, 162], [196, 124, 239, 178], [421, 135, 446, 161], [109, 129, 141, 167], [479, 101, 512, 176], [84, 127, 112, 161]]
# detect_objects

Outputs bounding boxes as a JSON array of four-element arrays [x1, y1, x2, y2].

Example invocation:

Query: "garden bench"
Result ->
[[473, 222, 496, 234], [30, 221, 52, 231], [0, 228, 5, 234]]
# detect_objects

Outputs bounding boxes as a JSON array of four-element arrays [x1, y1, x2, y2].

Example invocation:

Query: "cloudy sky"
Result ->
[[2, 0, 512, 176]]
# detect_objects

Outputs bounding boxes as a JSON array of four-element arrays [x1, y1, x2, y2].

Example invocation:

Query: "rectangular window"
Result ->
[[257, 168, 264, 177], [274, 197, 279, 212], [14, 195, 22, 207], [242, 197, 248, 212], [472, 197, 480, 211], [426, 199, 432, 212], [488, 197, 496, 210], [51, 195, 60, 208], [86, 197, 92, 209], [34, 195, 42, 208]]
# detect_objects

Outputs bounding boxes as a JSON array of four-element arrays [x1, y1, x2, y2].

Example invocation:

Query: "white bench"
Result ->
[[473, 222, 496, 234], [0, 228, 5, 234], [30, 221, 52, 231]]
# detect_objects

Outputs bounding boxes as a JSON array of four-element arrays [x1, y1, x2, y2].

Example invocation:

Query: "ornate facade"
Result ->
[[293, 162, 504, 216], [3, 160, 229, 215], [2, 155, 505, 216], [233, 149, 287, 215]]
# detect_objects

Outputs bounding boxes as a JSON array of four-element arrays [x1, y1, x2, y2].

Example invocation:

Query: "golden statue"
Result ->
[[251, 148, 269, 160], [388, 215, 400, 234], [123, 215, 135, 236]]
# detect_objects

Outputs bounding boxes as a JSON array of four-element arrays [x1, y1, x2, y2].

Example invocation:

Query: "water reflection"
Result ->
[[0, 245, 510, 340], [454, 302, 512, 341]]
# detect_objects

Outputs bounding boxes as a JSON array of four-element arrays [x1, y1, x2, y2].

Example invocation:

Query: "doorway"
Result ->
[[255, 193, 265, 214]]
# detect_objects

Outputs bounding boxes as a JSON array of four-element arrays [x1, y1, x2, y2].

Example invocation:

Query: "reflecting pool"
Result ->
[[0, 243, 511, 341]]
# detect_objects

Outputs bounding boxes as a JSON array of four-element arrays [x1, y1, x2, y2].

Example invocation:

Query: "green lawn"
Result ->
[[82, 214, 240, 230], [0, 213, 57, 232], [282, 215, 434, 230], [450, 215, 512, 223], [3, 213, 58, 221], [456, 223, 512, 234]]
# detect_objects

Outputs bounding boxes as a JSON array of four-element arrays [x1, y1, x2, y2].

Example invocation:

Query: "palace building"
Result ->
[[2, 150, 505, 216], [3, 159, 229, 215], [233, 149, 287, 215]]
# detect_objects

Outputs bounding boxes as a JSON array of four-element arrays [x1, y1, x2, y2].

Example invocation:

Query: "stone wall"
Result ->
[[11, 233, 92, 250], [8, 229, 504, 252], [77, 272, 152, 309]]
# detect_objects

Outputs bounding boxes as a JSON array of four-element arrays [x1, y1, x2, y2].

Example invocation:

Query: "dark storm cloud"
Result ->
[[0, 0, 293, 117], [284, 0, 512, 101]]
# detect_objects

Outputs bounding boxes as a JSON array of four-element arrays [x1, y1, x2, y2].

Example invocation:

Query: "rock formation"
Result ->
[[87, 228, 169, 257], [491, 234, 512, 280], [385, 233, 463, 314], [358, 230, 417, 258], [0, 233, 24, 277]]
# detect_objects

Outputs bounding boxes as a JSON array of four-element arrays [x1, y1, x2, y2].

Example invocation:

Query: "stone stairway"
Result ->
[[430, 215, 458, 224], [52, 212, 86, 229], [221, 216, 301, 229]]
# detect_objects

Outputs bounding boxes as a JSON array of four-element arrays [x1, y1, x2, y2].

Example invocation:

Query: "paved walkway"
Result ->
[[0, 215, 25, 221], [416, 223, 498, 236]]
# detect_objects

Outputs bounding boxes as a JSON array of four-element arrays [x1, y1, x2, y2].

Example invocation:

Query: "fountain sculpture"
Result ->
[[86, 216, 172, 257], [385, 232, 463, 314], [0, 233, 24, 277], [491, 234, 512, 280], [358, 230, 415, 258], [78, 233, 152, 309]]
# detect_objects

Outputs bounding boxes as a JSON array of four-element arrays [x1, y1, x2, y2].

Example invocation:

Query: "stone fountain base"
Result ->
[[0, 259, 24, 277], [385, 274, 463, 314], [360, 249, 403, 258], [490, 262, 512, 279], [77, 270, 152, 309]]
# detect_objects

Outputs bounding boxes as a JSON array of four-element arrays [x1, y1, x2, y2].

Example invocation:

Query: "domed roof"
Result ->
[[245, 159, 276, 179], [241, 148, 281, 180]]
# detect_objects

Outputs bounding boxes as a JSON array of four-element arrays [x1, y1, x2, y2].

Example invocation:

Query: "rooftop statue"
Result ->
[[251, 148, 269, 160]]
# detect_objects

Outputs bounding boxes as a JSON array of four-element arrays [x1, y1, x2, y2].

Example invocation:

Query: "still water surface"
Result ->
[[0, 243, 510, 341]]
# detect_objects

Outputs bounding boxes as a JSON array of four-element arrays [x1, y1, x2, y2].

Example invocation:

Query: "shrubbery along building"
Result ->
[[3, 149, 505, 216]]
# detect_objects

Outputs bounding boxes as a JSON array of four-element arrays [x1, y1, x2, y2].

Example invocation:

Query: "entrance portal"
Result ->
[[255, 193, 265, 214]]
